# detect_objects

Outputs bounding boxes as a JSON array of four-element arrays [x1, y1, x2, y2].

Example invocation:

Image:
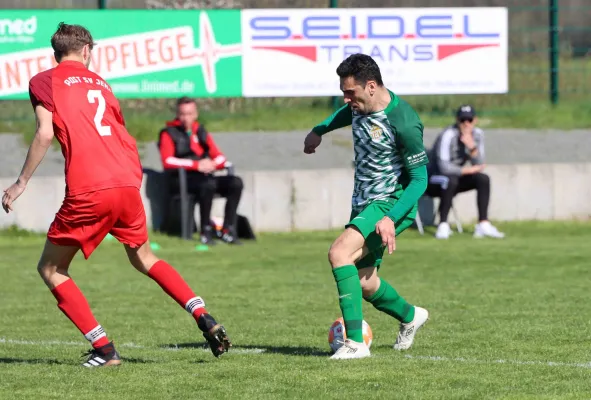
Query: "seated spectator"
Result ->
[[426, 105, 504, 240], [158, 97, 243, 245]]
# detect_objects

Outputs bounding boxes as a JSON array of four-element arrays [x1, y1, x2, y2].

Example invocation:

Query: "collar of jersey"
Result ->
[[363, 89, 399, 116], [57, 60, 87, 69]]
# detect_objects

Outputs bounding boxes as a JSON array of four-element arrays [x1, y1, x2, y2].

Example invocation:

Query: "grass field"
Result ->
[[1, 221, 591, 399]]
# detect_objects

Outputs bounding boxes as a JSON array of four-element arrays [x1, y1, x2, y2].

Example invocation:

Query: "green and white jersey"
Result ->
[[312, 90, 428, 212]]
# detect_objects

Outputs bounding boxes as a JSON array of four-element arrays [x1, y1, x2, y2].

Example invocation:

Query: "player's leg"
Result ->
[[327, 201, 396, 359], [359, 265, 415, 324], [111, 187, 230, 357], [123, 241, 231, 357], [358, 205, 429, 350], [327, 226, 370, 359], [42, 197, 122, 367]]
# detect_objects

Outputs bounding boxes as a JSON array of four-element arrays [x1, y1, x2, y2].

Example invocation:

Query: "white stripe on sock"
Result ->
[[185, 297, 205, 314], [84, 325, 106, 344]]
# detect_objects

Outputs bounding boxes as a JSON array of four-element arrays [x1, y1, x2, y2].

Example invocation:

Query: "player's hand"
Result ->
[[2, 180, 27, 213], [375, 216, 396, 255], [303, 131, 322, 154], [197, 158, 216, 174]]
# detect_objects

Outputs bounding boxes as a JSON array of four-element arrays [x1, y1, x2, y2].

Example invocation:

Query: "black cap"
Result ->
[[456, 104, 476, 120]]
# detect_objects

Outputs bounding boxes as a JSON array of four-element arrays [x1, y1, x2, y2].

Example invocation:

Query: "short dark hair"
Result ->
[[51, 22, 95, 62], [176, 96, 197, 108], [336, 54, 383, 87]]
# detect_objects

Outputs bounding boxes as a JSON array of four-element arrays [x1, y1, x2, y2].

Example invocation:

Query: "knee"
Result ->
[[229, 176, 243, 192], [328, 242, 350, 268], [475, 172, 490, 187], [36, 261, 54, 281], [37, 260, 65, 283]]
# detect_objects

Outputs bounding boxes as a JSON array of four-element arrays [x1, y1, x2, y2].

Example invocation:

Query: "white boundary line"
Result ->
[[2, 338, 590, 368]]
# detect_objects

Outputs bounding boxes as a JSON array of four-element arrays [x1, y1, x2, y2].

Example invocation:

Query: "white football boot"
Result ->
[[435, 222, 452, 239], [394, 306, 429, 351], [330, 339, 371, 360], [473, 221, 505, 238]]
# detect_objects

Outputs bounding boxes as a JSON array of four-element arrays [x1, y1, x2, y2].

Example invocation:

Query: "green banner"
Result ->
[[0, 10, 242, 99]]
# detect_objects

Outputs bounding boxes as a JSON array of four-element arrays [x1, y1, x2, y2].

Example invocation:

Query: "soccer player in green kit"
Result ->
[[303, 54, 430, 360]]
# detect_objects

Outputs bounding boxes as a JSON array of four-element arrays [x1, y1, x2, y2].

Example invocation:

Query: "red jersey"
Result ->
[[29, 60, 143, 197]]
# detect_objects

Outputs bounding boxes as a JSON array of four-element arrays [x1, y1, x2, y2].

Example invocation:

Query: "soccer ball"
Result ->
[[328, 317, 373, 353]]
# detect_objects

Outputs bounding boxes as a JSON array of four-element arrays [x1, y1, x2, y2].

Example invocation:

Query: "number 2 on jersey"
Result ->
[[87, 89, 112, 137]]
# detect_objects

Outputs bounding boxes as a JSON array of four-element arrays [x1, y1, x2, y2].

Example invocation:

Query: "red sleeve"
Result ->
[[29, 71, 54, 112], [204, 133, 227, 170], [159, 130, 198, 170]]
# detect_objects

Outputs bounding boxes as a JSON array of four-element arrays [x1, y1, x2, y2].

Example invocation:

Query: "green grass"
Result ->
[[1, 221, 591, 399]]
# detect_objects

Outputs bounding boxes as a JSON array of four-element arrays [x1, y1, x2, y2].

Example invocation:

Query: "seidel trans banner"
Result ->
[[241, 8, 508, 97], [0, 8, 507, 99], [0, 10, 242, 99]]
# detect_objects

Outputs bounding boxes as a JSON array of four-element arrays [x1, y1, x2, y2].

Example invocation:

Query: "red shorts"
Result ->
[[48, 186, 148, 259]]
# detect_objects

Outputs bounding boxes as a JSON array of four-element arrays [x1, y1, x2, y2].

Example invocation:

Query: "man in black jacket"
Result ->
[[159, 97, 243, 245]]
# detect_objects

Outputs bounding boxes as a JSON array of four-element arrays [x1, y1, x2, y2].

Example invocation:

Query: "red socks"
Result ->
[[50, 261, 206, 349], [51, 279, 110, 349], [148, 260, 208, 321]]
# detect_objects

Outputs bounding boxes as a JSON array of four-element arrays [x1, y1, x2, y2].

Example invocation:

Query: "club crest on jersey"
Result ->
[[369, 125, 383, 140]]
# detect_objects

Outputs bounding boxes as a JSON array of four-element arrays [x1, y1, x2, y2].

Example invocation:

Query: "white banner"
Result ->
[[241, 8, 508, 97]]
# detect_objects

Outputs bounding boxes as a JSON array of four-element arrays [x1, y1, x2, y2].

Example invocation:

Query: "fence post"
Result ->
[[549, 0, 559, 105], [98, 0, 107, 9], [329, 0, 340, 110]]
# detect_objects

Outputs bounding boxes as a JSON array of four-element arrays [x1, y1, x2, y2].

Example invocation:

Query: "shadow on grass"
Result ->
[[159, 342, 331, 357], [0, 357, 67, 365], [0, 357, 156, 365]]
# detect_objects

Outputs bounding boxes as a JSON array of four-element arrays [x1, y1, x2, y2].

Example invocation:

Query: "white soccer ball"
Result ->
[[328, 317, 373, 353]]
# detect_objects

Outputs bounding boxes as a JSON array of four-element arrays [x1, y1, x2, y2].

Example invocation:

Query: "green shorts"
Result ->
[[345, 198, 417, 270]]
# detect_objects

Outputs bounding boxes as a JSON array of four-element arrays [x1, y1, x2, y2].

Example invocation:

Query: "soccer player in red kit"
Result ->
[[1, 23, 231, 367]]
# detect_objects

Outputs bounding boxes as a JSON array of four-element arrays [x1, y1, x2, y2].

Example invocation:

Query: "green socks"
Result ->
[[365, 278, 415, 324], [332, 265, 364, 343]]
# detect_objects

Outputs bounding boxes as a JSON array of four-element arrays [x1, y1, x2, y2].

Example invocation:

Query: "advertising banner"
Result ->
[[0, 8, 508, 99], [0, 10, 242, 99], [241, 8, 508, 97]]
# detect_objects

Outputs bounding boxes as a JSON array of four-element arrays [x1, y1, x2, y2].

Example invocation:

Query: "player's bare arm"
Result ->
[[2, 105, 54, 213]]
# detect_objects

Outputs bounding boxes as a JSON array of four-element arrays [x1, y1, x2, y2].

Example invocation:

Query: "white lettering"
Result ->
[[0, 16, 37, 36]]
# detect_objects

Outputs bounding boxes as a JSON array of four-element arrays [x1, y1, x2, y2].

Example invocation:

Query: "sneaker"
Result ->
[[81, 341, 121, 368], [394, 306, 429, 351], [200, 226, 216, 246], [197, 313, 232, 357], [473, 221, 505, 238], [330, 339, 371, 360], [435, 222, 452, 239], [220, 230, 242, 245]]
